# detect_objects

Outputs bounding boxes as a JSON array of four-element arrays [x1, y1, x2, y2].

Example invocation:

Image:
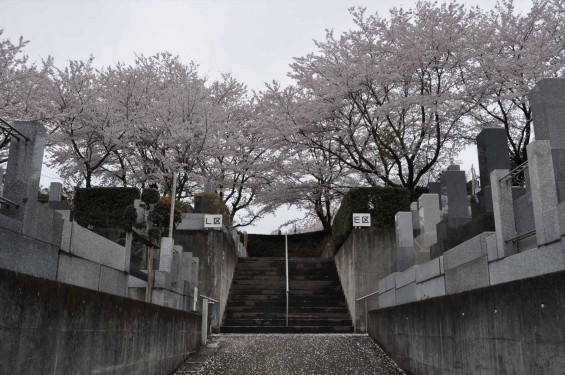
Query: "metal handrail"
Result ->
[[356, 290, 380, 301], [357, 290, 379, 333], [0, 195, 19, 208], [200, 294, 219, 303], [507, 230, 536, 243], [499, 161, 528, 183], [0, 117, 29, 142]]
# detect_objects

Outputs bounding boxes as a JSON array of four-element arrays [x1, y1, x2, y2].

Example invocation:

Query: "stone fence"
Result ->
[[363, 78, 565, 375], [0, 120, 243, 348]]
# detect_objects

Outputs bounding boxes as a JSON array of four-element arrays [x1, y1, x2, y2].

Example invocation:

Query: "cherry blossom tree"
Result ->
[[45, 58, 127, 188], [257, 83, 357, 230], [469, 0, 565, 167], [0, 30, 50, 166], [202, 74, 275, 227], [274, 2, 482, 197], [126, 53, 211, 198]]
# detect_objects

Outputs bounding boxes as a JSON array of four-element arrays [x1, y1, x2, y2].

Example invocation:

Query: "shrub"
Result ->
[[141, 188, 160, 205], [332, 187, 411, 251], [153, 198, 183, 235], [74, 187, 140, 229]]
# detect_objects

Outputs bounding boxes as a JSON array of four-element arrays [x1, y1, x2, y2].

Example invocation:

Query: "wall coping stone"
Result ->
[[443, 232, 493, 270]]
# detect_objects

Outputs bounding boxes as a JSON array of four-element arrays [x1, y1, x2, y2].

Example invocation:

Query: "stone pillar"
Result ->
[[527, 141, 561, 246], [0, 166, 5, 195], [171, 244, 183, 291], [418, 194, 441, 247], [182, 252, 193, 285], [48, 182, 63, 202], [410, 202, 420, 231], [441, 165, 470, 228], [476, 128, 510, 213], [1, 121, 46, 220], [394, 211, 415, 272], [192, 257, 200, 295], [159, 237, 174, 273], [530, 78, 565, 202], [490, 169, 517, 257], [428, 182, 441, 209], [48, 181, 69, 210], [124, 231, 133, 272]]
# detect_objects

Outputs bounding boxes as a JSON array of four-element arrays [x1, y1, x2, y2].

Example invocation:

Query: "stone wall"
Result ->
[[0, 267, 200, 375], [174, 228, 239, 329], [58, 220, 129, 296], [377, 231, 565, 308], [0, 223, 59, 280], [368, 270, 565, 375], [334, 228, 396, 332]]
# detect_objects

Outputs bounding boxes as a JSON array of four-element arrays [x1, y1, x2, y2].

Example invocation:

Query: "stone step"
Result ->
[[223, 256, 352, 333], [234, 269, 339, 274], [225, 312, 351, 320], [228, 298, 347, 309], [234, 269, 339, 279], [226, 303, 348, 311], [220, 325, 354, 334], [227, 291, 345, 299], [221, 318, 353, 327], [231, 280, 341, 288], [238, 257, 334, 262]]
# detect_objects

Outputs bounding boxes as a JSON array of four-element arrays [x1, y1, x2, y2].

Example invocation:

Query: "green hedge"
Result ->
[[332, 187, 411, 251], [74, 187, 140, 229], [246, 230, 331, 257]]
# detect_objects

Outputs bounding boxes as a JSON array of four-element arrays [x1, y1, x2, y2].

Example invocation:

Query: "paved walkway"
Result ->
[[174, 334, 405, 375]]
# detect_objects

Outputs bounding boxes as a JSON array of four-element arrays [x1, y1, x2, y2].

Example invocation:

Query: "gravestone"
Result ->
[[429, 166, 473, 258], [48, 182, 68, 210], [393, 212, 415, 272], [1, 121, 46, 220], [418, 194, 441, 248], [530, 78, 565, 202], [428, 182, 442, 209], [476, 128, 510, 213], [441, 165, 470, 228]]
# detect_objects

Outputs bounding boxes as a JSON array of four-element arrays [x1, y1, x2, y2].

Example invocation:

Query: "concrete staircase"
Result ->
[[221, 257, 353, 333]]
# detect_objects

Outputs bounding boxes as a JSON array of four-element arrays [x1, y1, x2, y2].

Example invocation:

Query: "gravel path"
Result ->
[[175, 334, 405, 375]]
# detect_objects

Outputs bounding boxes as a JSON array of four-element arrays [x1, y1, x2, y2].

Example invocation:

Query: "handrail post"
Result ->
[[201, 297, 209, 345], [285, 234, 289, 327], [357, 290, 380, 333], [199, 295, 219, 346], [365, 299, 368, 333]]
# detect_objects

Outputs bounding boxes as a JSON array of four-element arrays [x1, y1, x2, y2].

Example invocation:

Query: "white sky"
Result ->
[[0, 0, 533, 233]]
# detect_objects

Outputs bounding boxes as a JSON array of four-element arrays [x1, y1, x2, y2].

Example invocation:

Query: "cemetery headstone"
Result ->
[[530, 78, 565, 202], [394, 211, 415, 272], [1, 121, 46, 219]]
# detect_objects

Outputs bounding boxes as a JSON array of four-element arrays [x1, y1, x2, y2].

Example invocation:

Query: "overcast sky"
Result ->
[[1, 0, 533, 233]]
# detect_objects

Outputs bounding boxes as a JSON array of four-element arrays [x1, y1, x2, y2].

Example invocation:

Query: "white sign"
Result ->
[[204, 214, 223, 229], [352, 213, 371, 227]]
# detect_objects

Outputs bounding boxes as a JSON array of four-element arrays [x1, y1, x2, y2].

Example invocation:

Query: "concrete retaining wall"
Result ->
[[334, 228, 396, 332], [0, 267, 200, 375], [368, 270, 565, 375], [174, 228, 239, 329]]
